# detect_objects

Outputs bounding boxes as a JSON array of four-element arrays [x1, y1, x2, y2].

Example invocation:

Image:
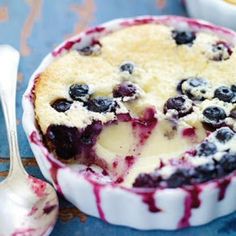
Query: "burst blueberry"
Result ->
[[46, 125, 79, 159], [80, 121, 103, 146], [133, 173, 162, 188], [87, 97, 116, 113], [51, 99, 72, 112], [113, 82, 136, 99]]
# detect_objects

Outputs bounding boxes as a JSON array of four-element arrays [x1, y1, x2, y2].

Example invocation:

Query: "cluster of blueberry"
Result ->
[[48, 61, 138, 159], [51, 62, 137, 114], [51, 83, 115, 113], [172, 30, 232, 61], [133, 31, 236, 188], [164, 77, 236, 130], [134, 127, 236, 188], [46, 121, 103, 160], [47, 29, 236, 187]]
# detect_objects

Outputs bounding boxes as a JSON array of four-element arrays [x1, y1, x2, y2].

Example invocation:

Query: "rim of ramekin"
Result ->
[[22, 15, 236, 195]]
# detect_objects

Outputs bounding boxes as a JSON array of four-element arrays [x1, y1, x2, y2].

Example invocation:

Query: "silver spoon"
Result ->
[[0, 45, 58, 236]]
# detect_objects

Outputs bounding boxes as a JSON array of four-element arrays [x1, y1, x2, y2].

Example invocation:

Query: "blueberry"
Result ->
[[51, 99, 72, 112], [80, 121, 103, 146], [197, 141, 217, 156], [113, 82, 136, 99], [192, 163, 217, 183], [78, 42, 101, 56], [211, 42, 232, 61], [166, 164, 218, 187], [215, 127, 235, 143], [46, 125, 79, 159], [218, 153, 236, 174], [230, 108, 236, 119], [180, 77, 209, 101], [189, 78, 205, 87], [79, 46, 93, 56], [166, 168, 191, 188], [202, 106, 227, 128], [177, 79, 187, 94], [164, 95, 193, 117], [231, 85, 236, 92], [119, 62, 134, 74], [87, 97, 116, 113], [172, 30, 196, 45], [214, 86, 234, 103], [69, 84, 89, 101], [133, 173, 162, 188]]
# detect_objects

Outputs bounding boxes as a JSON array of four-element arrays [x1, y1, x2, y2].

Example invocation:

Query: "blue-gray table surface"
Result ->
[[0, 0, 236, 235]]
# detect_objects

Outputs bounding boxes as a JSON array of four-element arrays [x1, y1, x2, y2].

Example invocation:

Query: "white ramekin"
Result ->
[[22, 16, 236, 230], [185, 0, 236, 30]]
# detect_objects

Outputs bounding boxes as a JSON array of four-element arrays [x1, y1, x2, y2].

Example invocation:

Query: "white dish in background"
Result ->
[[185, 0, 236, 30], [22, 16, 236, 230]]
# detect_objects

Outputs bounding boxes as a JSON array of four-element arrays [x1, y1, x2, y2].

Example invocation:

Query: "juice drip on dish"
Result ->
[[178, 192, 192, 228], [178, 185, 202, 228], [92, 182, 107, 221], [139, 191, 161, 213], [179, 176, 232, 228], [132, 107, 158, 146], [217, 177, 231, 201]]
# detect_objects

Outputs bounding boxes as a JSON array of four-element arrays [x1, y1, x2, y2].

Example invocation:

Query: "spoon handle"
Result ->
[[0, 45, 26, 177]]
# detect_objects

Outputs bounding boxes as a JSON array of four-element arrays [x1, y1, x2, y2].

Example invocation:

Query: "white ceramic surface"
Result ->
[[185, 0, 236, 30], [22, 16, 236, 230]]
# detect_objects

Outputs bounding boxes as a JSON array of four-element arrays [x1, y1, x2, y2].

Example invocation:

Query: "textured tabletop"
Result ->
[[0, 0, 236, 235]]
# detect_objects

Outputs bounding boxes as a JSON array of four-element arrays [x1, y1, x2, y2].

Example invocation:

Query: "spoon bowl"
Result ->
[[0, 45, 58, 236], [0, 176, 58, 235]]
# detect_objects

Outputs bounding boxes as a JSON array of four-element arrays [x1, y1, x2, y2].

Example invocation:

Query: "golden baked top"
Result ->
[[35, 24, 236, 133]]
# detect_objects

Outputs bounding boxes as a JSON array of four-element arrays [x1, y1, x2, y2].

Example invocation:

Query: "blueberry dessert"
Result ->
[[34, 23, 236, 190]]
